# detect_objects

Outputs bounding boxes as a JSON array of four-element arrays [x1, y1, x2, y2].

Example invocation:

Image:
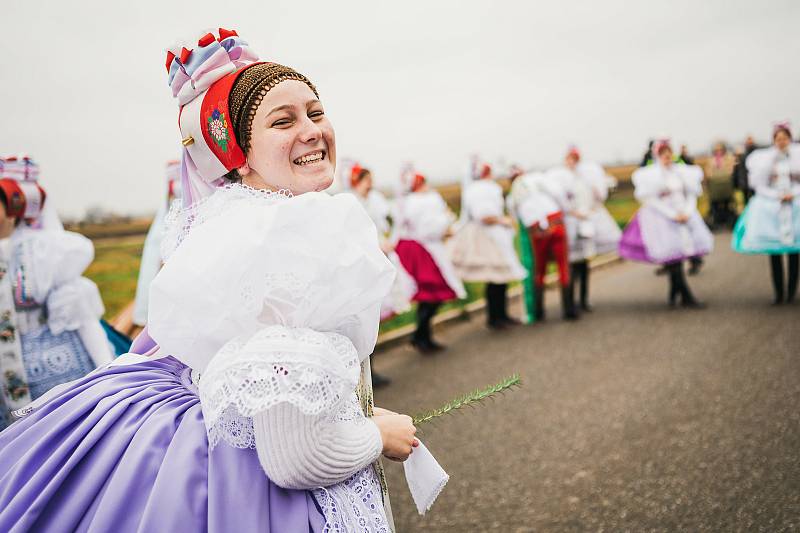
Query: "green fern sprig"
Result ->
[[412, 373, 522, 427]]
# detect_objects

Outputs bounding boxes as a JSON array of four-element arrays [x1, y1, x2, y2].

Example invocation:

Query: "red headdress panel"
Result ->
[[165, 28, 259, 207], [0, 179, 27, 219]]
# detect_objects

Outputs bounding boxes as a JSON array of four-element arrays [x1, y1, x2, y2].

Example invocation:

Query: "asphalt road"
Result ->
[[373, 232, 800, 532]]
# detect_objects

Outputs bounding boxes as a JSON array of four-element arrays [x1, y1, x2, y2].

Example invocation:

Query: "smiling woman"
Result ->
[[0, 28, 444, 533]]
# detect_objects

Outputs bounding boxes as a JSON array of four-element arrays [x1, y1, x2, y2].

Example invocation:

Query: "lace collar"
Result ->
[[161, 183, 294, 261]]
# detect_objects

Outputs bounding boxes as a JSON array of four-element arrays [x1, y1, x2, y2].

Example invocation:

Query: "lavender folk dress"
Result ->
[[0, 186, 397, 532]]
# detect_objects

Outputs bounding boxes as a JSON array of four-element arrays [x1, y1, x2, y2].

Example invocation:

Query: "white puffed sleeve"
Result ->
[[199, 326, 382, 489], [542, 168, 572, 212], [748, 145, 800, 199], [579, 162, 611, 203], [364, 190, 391, 236], [463, 181, 503, 222], [407, 192, 454, 241], [149, 190, 395, 488], [747, 147, 779, 199], [11, 229, 94, 305], [677, 164, 704, 214], [632, 165, 678, 219]]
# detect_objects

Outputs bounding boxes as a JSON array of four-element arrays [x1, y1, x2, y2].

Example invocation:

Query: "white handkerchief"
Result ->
[[403, 440, 449, 515]]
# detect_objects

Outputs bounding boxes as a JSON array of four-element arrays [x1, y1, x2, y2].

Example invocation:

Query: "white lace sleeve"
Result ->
[[198, 325, 383, 488]]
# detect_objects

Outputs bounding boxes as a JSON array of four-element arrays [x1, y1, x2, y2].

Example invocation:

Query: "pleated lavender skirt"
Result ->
[[619, 207, 713, 265], [0, 356, 325, 533]]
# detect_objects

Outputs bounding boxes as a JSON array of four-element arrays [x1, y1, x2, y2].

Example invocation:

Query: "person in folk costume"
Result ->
[[338, 159, 417, 387], [507, 170, 579, 321], [732, 122, 800, 304], [0, 178, 114, 430], [449, 160, 525, 329], [640, 142, 705, 276], [132, 160, 182, 327], [544, 146, 621, 312], [619, 139, 713, 308], [0, 29, 452, 532], [394, 167, 466, 353], [0, 156, 130, 354]]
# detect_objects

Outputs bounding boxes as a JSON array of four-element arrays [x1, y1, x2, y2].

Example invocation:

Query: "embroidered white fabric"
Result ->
[[160, 183, 293, 262], [149, 190, 395, 372], [313, 466, 391, 533], [199, 325, 361, 450]]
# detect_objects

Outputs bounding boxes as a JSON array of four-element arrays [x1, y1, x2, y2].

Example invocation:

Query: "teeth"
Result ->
[[294, 152, 323, 165]]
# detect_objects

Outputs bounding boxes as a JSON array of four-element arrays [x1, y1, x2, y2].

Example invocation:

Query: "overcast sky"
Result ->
[[2, 0, 798, 218]]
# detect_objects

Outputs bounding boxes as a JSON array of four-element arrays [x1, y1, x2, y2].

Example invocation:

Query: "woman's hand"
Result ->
[[373, 407, 398, 417], [781, 192, 794, 202], [373, 413, 418, 462], [674, 213, 689, 224]]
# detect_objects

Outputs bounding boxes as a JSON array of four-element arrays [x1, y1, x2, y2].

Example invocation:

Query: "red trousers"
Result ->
[[528, 214, 570, 287]]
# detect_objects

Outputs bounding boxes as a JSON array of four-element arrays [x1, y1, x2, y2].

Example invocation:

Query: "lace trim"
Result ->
[[199, 325, 361, 450], [313, 466, 391, 533], [161, 183, 293, 261]]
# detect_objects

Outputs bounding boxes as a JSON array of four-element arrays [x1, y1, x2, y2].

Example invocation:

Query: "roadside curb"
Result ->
[[375, 253, 623, 351]]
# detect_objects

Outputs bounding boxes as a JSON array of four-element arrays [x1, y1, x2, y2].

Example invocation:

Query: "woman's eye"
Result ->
[[309, 110, 325, 120], [271, 118, 292, 127]]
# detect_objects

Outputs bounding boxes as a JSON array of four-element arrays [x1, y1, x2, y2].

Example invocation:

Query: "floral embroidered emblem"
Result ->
[[0, 311, 15, 343], [207, 109, 230, 152], [4, 370, 28, 401]]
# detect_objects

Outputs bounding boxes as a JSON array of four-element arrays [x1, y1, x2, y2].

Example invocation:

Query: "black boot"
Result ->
[[497, 283, 520, 326], [668, 264, 680, 307], [561, 285, 579, 320], [688, 257, 703, 276], [788, 253, 799, 303], [486, 283, 506, 329], [770, 255, 785, 305], [675, 262, 706, 309], [578, 261, 592, 312], [412, 302, 444, 353], [534, 285, 546, 322]]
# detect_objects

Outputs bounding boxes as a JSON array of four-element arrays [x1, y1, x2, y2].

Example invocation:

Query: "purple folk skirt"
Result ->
[[0, 354, 325, 532], [619, 207, 713, 265]]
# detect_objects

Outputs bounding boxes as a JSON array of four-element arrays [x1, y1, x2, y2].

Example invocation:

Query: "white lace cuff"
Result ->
[[198, 325, 361, 449]]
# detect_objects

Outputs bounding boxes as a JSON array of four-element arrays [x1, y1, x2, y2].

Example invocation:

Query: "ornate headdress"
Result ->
[[0, 155, 39, 182], [166, 28, 317, 207], [773, 121, 792, 139], [0, 178, 45, 222], [566, 145, 581, 161], [0, 156, 47, 222], [652, 138, 672, 157], [333, 159, 369, 191]]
